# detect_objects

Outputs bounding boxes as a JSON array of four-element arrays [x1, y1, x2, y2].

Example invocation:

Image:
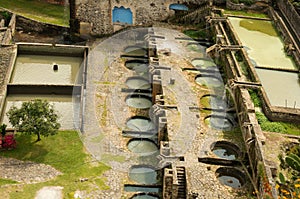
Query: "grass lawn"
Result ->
[[0, 130, 110, 199], [0, 0, 69, 26]]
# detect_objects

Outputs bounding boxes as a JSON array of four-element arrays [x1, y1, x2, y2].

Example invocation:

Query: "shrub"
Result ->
[[256, 112, 287, 133]]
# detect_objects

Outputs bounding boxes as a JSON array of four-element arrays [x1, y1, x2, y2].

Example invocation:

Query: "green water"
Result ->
[[124, 61, 149, 77], [124, 46, 147, 56], [127, 139, 158, 156], [195, 76, 223, 87], [205, 116, 233, 131], [191, 59, 216, 68], [256, 69, 300, 108], [229, 17, 300, 108], [129, 166, 157, 184], [126, 96, 152, 109], [126, 117, 155, 131], [12, 55, 82, 84], [229, 17, 296, 69], [126, 78, 151, 89], [124, 185, 160, 193]]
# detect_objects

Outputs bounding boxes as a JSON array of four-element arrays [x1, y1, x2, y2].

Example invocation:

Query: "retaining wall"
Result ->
[[1, 14, 16, 45], [226, 0, 269, 11], [276, 0, 300, 42], [209, 13, 278, 198], [268, 7, 300, 69]]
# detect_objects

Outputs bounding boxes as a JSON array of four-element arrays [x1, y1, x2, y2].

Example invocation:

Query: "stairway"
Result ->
[[169, 5, 210, 24], [176, 167, 187, 199]]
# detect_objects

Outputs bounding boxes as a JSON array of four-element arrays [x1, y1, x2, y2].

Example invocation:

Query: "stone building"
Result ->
[[70, 0, 208, 35]]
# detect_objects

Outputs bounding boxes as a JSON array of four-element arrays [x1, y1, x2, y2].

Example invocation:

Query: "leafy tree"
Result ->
[[6, 99, 61, 142]]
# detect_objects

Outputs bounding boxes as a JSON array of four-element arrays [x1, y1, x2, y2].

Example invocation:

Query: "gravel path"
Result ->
[[0, 157, 61, 183]]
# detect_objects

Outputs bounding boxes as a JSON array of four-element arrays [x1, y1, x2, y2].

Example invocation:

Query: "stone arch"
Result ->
[[112, 6, 133, 25], [169, 3, 189, 11]]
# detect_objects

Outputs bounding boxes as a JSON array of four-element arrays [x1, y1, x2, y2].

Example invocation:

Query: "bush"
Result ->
[[249, 89, 262, 107], [256, 112, 287, 133]]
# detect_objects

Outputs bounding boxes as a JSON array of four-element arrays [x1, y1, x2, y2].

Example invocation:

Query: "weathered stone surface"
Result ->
[[75, 0, 207, 35]]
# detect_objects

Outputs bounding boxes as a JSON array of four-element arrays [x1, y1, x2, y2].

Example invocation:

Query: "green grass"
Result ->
[[0, 130, 110, 198], [249, 89, 262, 107], [0, 179, 18, 186], [256, 112, 300, 135], [223, 9, 268, 18], [0, 0, 69, 26], [183, 29, 207, 39]]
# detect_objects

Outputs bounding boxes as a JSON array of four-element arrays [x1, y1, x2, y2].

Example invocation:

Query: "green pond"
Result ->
[[11, 55, 82, 85], [229, 17, 300, 108]]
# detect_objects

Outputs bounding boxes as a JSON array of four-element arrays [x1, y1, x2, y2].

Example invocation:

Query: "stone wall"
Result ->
[[1, 14, 16, 45], [276, 0, 300, 41], [74, 0, 208, 35], [268, 7, 300, 69], [209, 13, 278, 198], [259, 88, 300, 123], [226, 0, 269, 11]]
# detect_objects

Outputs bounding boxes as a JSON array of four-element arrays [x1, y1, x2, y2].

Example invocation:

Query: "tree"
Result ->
[[7, 99, 61, 142]]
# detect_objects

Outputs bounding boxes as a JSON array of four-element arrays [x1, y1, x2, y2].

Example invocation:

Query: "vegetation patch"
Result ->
[[255, 110, 300, 135], [248, 89, 261, 107], [0, 0, 69, 26], [277, 143, 300, 198], [239, 19, 278, 37], [223, 9, 268, 18], [0, 178, 18, 186], [0, 130, 110, 198], [183, 29, 207, 39], [256, 112, 287, 133]]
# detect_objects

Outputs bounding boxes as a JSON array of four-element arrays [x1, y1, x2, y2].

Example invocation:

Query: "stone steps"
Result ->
[[176, 166, 187, 199]]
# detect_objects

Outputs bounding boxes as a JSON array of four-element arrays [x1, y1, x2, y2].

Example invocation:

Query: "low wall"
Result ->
[[226, 0, 269, 11], [1, 14, 16, 45], [268, 7, 300, 69], [210, 12, 278, 198], [16, 43, 87, 57], [259, 88, 300, 123], [276, 0, 300, 42], [7, 84, 81, 95]]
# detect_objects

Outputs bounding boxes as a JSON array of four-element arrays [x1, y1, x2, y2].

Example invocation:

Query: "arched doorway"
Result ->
[[112, 6, 133, 24]]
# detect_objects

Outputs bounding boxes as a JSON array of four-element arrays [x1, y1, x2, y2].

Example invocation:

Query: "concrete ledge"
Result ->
[[7, 84, 81, 95], [16, 43, 88, 57]]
